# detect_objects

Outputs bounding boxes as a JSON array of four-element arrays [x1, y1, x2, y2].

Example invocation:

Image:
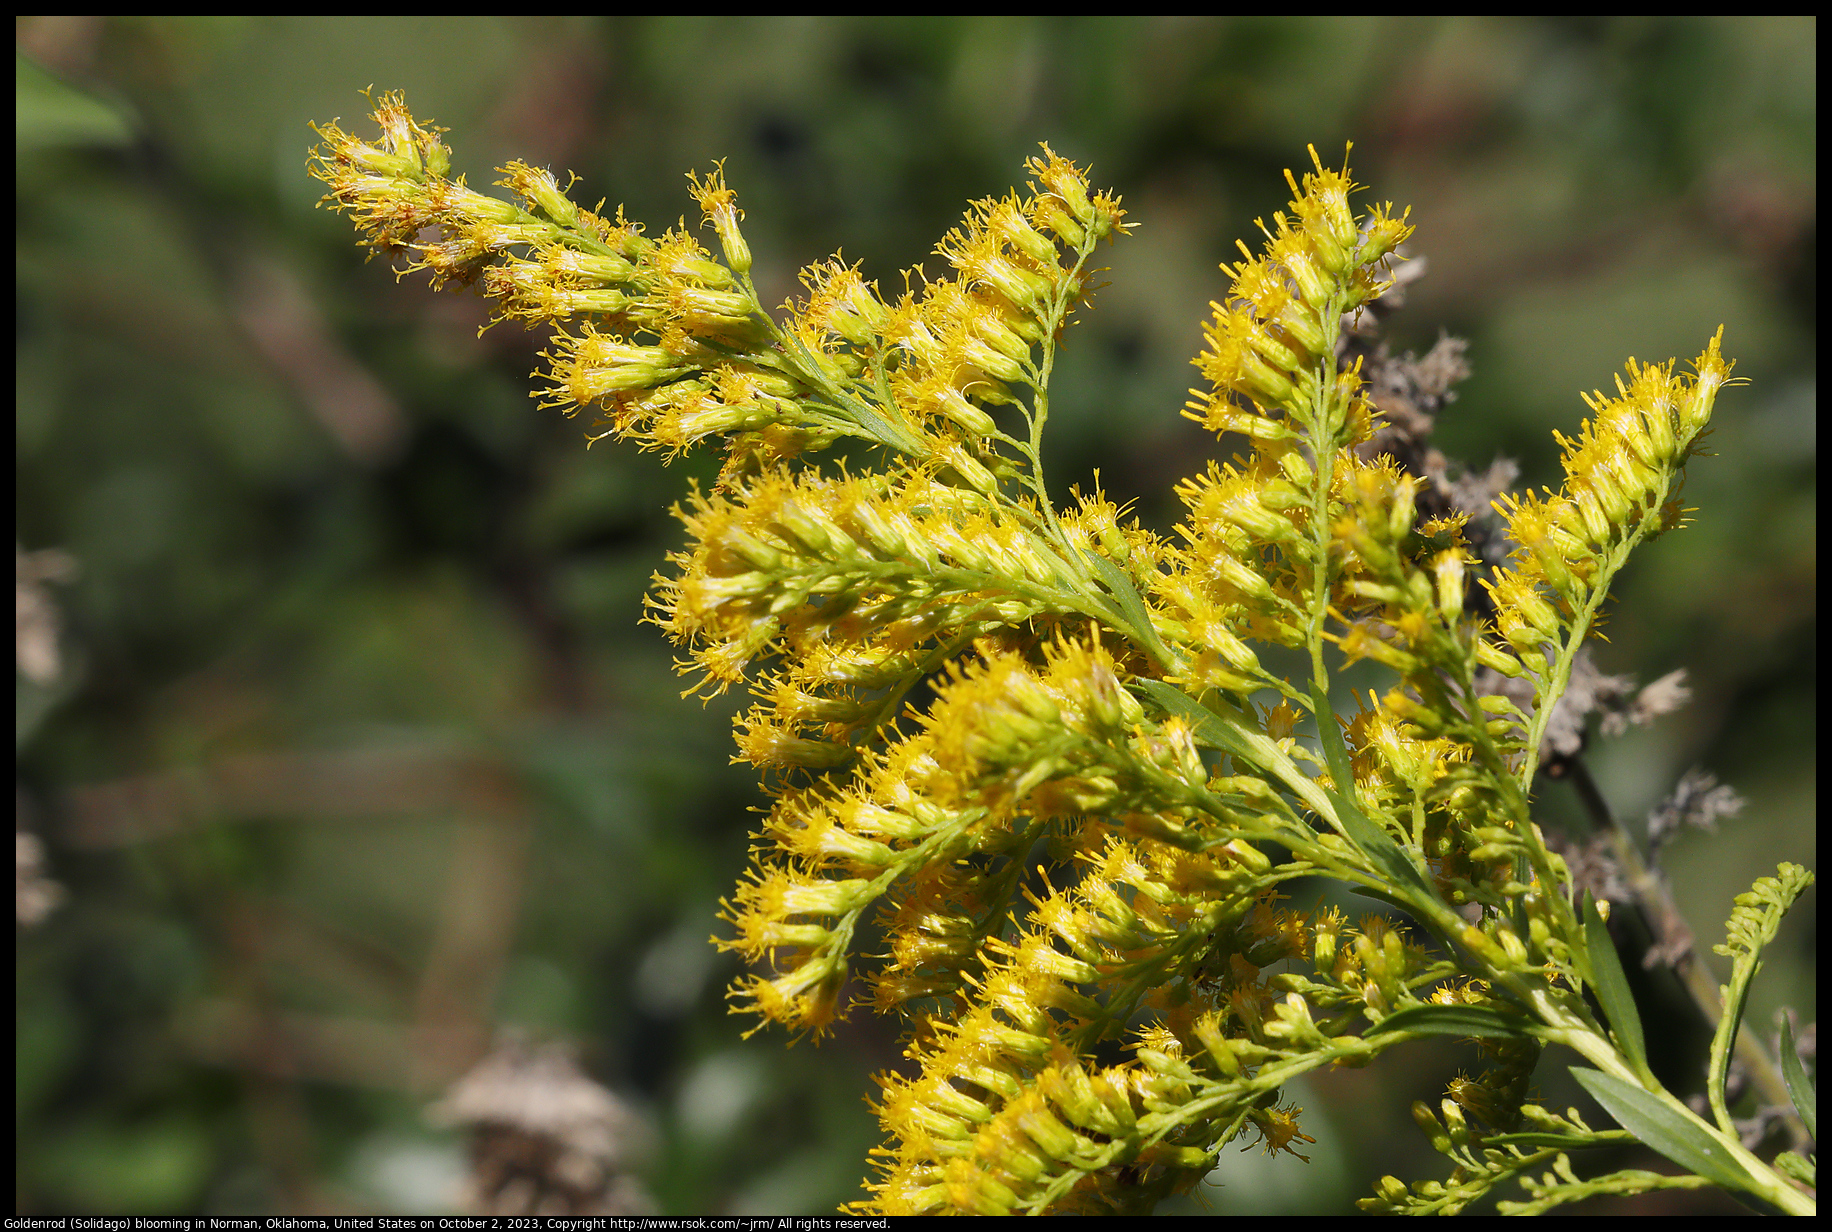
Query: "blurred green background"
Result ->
[[15, 16, 1814, 1216]]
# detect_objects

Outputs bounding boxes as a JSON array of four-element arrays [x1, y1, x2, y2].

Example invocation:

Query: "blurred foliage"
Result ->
[[15, 16, 1813, 1216]]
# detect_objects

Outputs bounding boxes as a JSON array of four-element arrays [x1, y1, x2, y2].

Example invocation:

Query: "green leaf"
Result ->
[[839, 393, 912, 453], [1308, 682, 1356, 792], [1349, 883, 1432, 915], [1309, 683, 1438, 901], [16, 53, 137, 154], [1135, 678, 1256, 765], [1581, 893, 1650, 1081], [1778, 1015, 1815, 1141], [1083, 551, 1175, 669], [1135, 678, 1439, 911], [1364, 1002, 1540, 1040], [1334, 792, 1438, 900], [1570, 1067, 1762, 1195]]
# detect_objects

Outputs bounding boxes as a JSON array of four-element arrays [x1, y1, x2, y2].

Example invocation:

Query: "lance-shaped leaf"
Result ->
[[1778, 1014, 1815, 1141], [1364, 1002, 1541, 1041], [1571, 1067, 1764, 1196], [1310, 682, 1439, 903], [1581, 892, 1651, 1082], [1083, 550, 1178, 671]]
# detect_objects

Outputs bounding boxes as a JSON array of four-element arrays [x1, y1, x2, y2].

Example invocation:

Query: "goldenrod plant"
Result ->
[[310, 93, 1814, 1216]]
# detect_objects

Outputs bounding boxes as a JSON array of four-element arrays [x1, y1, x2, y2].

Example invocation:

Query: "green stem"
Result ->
[[1566, 760, 1809, 1150], [1021, 235, 1106, 581]]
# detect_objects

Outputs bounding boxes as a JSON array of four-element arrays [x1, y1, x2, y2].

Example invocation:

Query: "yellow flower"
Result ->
[[1251, 1099, 1318, 1161], [315, 100, 1764, 1213]]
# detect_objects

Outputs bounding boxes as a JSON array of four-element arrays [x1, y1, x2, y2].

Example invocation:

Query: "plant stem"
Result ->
[[1567, 759, 1809, 1150]]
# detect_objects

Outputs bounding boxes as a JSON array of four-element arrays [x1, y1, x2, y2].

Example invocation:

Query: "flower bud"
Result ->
[[713, 213, 751, 277], [1432, 550, 1466, 620], [1411, 1101, 1453, 1154], [1496, 926, 1529, 966]]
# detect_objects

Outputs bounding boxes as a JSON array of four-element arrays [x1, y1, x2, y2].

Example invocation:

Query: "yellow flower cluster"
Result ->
[[1483, 332, 1735, 681], [1187, 147, 1410, 438], [1144, 149, 1417, 699], [654, 466, 1081, 702], [716, 633, 1224, 1039], [312, 95, 1126, 482], [860, 859, 1429, 1214], [311, 97, 1761, 1215]]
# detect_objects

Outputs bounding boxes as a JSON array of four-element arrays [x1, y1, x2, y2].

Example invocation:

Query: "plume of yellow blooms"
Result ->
[[310, 95, 1815, 1217]]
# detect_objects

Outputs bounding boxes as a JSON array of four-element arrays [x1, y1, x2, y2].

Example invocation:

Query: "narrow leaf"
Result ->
[[1582, 892, 1650, 1080], [1571, 1067, 1762, 1195], [1309, 681, 1358, 796], [1136, 678, 1339, 828], [1778, 1015, 1816, 1141], [1349, 883, 1428, 914], [1083, 551, 1175, 668], [1136, 678, 1256, 764], [1137, 678, 1436, 908], [843, 396, 912, 454], [1335, 795, 1437, 899], [1309, 683, 1437, 900], [1364, 1002, 1540, 1040]]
